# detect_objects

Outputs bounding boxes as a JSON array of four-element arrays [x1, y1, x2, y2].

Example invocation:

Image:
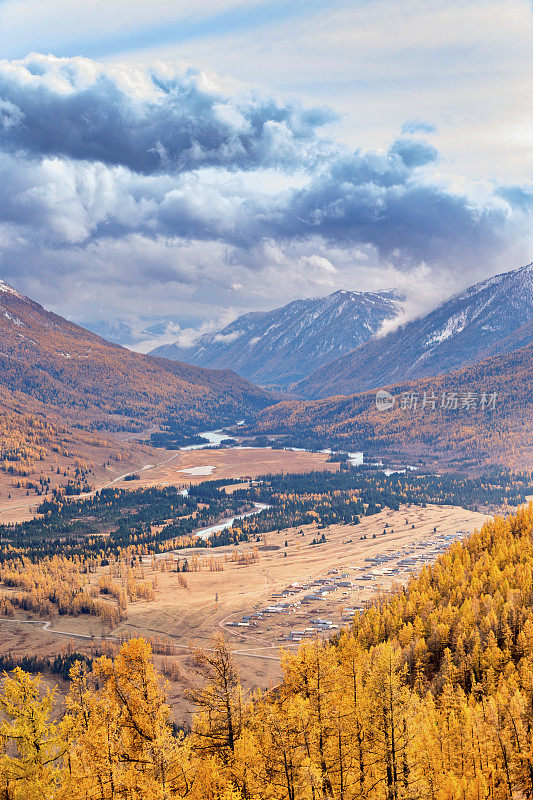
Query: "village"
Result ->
[[223, 526, 470, 644]]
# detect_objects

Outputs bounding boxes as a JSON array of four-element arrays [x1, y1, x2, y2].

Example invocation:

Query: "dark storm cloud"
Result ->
[[0, 132, 511, 268], [202, 148, 508, 265], [0, 54, 335, 174]]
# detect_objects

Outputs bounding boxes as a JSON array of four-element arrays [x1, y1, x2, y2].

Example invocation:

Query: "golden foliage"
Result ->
[[2, 507, 533, 797], [256, 344, 533, 465], [0, 291, 270, 432]]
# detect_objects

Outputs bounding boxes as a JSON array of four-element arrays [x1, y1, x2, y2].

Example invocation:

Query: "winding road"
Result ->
[[0, 617, 286, 660]]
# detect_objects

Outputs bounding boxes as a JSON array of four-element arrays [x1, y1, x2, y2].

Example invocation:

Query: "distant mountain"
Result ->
[[83, 319, 140, 347], [296, 263, 533, 399], [254, 343, 533, 466], [0, 280, 272, 432], [151, 289, 401, 388], [84, 319, 171, 349]]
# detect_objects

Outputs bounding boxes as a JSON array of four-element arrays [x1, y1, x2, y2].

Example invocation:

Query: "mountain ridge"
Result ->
[[254, 342, 533, 466], [296, 262, 533, 398], [0, 280, 272, 432], [151, 288, 401, 388]]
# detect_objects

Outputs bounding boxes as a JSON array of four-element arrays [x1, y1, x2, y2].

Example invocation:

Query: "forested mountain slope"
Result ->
[[2, 504, 533, 798], [0, 280, 272, 431], [255, 343, 533, 465]]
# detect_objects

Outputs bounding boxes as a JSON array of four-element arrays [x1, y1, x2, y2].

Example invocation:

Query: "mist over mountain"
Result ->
[[296, 263, 533, 399]]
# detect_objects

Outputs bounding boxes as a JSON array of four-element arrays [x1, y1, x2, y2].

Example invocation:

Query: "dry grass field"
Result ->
[[0, 431, 157, 524], [110, 446, 339, 489], [0, 443, 338, 524], [0, 496, 491, 724]]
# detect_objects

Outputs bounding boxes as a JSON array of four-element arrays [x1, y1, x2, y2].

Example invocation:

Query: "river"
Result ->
[[194, 503, 271, 541], [179, 430, 228, 450], [179, 427, 364, 466], [177, 427, 415, 542]]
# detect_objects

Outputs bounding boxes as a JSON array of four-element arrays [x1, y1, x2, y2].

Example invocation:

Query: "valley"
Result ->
[[254, 343, 533, 467], [0, 22, 531, 798], [0, 437, 339, 524], [0, 499, 490, 724], [0, 277, 527, 736], [0, 269, 526, 764], [107, 445, 340, 494], [0, 430, 527, 728]]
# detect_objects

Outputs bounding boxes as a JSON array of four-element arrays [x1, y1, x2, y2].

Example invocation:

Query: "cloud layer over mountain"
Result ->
[[0, 53, 530, 334]]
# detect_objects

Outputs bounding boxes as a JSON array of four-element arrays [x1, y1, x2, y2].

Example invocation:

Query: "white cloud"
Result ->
[[213, 330, 243, 343], [0, 48, 530, 338], [120, 0, 533, 183]]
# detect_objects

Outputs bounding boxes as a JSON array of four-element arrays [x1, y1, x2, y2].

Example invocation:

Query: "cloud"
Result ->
[[262, 148, 511, 268], [0, 52, 530, 340], [496, 185, 533, 211], [213, 330, 243, 343], [388, 138, 439, 168], [401, 120, 437, 136], [0, 53, 334, 174], [131, 307, 242, 352]]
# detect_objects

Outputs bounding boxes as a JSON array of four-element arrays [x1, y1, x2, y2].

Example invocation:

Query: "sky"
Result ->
[[0, 0, 532, 348]]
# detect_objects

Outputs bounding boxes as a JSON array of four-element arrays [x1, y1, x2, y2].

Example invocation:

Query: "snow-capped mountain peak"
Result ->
[[0, 279, 23, 299], [151, 289, 401, 388], [296, 262, 533, 398]]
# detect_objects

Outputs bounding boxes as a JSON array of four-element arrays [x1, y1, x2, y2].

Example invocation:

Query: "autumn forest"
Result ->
[[1, 3, 533, 796], [0, 503, 532, 799]]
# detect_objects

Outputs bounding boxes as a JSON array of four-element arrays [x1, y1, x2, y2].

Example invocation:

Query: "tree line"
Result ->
[[0, 469, 529, 564]]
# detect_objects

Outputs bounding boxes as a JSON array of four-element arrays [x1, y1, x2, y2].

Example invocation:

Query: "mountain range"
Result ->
[[0, 264, 530, 468], [151, 289, 400, 388], [0, 280, 271, 433], [296, 263, 533, 398]]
